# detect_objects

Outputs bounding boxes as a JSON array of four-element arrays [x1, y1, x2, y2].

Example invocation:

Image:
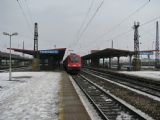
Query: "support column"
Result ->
[[91, 58, 99, 67], [128, 55, 132, 71], [88, 59, 91, 66], [86, 60, 88, 66], [6, 59, 8, 66], [103, 58, 105, 67], [0, 59, 1, 69], [117, 56, 120, 70], [109, 57, 111, 69], [0, 59, 2, 66]]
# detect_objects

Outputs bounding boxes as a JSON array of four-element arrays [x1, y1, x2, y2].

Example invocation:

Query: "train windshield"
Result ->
[[70, 56, 80, 63]]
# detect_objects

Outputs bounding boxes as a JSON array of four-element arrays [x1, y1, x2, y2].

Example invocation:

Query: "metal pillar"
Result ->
[[32, 22, 39, 71], [34, 23, 38, 52], [109, 57, 111, 69], [0, 59, 2, 67], [133, 22, 140, 58], [5, 59, 7, 66], [9, 35, 12, 80], [91, 58, 99, 67], [22, 41, 24, 58], [117, 56, 120, 70], [103, 58, 105, 67], [155, 21, 160, 68], [133, 22, 141, 71], [88, 60, 90, 66], [129, 55, 132, 71]]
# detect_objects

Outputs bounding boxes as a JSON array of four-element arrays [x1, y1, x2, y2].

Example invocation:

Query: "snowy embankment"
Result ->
[[0, 72, 61, 120], [119, 71, 160, 81]]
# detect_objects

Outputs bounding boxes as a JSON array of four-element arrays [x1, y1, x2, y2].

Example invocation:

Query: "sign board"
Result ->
[[140, 51, 153, 55], [39, 50, 59, 54]]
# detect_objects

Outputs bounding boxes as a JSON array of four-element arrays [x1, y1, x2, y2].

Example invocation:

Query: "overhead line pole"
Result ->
[[155, 21, 160, 69], [133, 22, 140, 59], [133, 22, 141, 71]]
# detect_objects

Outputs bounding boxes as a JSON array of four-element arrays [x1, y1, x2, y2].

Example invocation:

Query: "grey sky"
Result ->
[[0, 0, 160, 56]]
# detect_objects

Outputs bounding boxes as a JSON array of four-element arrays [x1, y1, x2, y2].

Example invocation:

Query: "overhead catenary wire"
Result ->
[[75, 0, 150, 52], [94, 0, 151, 42], [77, 0, 96, 40], [17, 0, 33, 35], [67, 0, 96, 50], [82, 14, 160, 51], [77, 0, 104, 42], [68, 0, 104, 50], [141, 15, 160, 27], [84, 29, 133, 48], [24, 0, 34, 24]]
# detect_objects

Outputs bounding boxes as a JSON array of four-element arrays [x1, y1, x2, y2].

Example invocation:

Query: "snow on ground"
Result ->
[[0, 72, 61, 120], [119, 71, 160, 80]]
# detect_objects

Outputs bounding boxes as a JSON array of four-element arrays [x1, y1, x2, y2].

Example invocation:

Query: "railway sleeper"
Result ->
[[101, 108, 120, 112], [100, 106, 118, 109]]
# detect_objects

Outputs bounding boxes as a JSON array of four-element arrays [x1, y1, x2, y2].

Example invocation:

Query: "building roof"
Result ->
[[82, 48, 135, 60]]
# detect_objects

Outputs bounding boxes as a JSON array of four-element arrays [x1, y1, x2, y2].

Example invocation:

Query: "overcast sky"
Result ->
[[0, 0, 160, 56]]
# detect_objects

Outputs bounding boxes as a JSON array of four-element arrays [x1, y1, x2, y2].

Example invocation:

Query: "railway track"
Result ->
[[72, 74, 153, 120], [82, 68, 160, 98]]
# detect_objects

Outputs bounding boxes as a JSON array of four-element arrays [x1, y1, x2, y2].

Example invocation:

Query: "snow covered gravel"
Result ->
[[0, 72, 61, 120], [119, 71, 160, 80]]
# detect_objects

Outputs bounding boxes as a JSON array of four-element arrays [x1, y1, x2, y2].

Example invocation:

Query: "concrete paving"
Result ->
[[59, 72, 91, 120]]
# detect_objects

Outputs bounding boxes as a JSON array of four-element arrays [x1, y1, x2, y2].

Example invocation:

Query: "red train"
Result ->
[[63, 53, 81, 73]]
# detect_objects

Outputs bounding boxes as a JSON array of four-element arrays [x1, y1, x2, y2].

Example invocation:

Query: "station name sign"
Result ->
[[139, 51, 153, 55], [39, 50, 59, 54]]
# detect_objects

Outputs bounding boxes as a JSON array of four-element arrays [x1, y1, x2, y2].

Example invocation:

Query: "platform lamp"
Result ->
[[3, 32, 18, 81]]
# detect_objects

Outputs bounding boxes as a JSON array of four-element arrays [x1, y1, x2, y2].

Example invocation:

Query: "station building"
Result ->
[[10, 48, 66, 70]]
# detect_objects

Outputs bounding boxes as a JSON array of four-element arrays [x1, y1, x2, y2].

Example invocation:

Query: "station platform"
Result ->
[[59, 72, 91, 120]]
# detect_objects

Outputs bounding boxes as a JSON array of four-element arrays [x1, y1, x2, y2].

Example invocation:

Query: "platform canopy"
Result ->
[[0, 51, 31, 60], [82, 48, 135, 60], [10, 48, 66, 61]]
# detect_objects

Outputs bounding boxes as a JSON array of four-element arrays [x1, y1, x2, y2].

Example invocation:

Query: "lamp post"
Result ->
[[3, 32, 18, 81]]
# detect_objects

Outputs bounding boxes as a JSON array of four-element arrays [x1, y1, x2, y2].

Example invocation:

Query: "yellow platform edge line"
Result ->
[[58, 79, 64, 120]]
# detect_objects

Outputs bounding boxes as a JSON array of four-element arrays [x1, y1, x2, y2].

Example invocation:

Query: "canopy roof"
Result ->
[[82, 48, 135, 60], [10, 48, 66, 61]]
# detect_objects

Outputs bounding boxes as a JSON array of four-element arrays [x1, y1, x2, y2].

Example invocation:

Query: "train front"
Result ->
[[67, 54, 81, 73]]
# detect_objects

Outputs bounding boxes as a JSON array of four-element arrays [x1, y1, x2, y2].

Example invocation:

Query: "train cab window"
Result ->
[[70, 56, 80, 63]]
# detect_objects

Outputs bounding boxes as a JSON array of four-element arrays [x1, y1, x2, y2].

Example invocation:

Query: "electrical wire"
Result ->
[[141, 15, 160, 27], [76, 0, 150, 51], [85, 29, 133, 49], [82, 14, 160, 52], [77, 0, 96, 40], [78, 0, 104, 42], [94, 0, 150, 42], [105, 15, 160, 44], [24, 0, 34, 24], [68, 0, 96, 50], [17, 0, 33, 35], [68, 0, 104, 50]]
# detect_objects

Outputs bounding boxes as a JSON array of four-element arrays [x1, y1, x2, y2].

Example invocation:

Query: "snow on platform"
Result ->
[[0, 72, 61, 120], [119, 71, 160, 81]]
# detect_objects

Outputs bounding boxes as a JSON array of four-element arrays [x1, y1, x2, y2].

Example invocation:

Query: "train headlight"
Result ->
[[68, 64, 72, 67]]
